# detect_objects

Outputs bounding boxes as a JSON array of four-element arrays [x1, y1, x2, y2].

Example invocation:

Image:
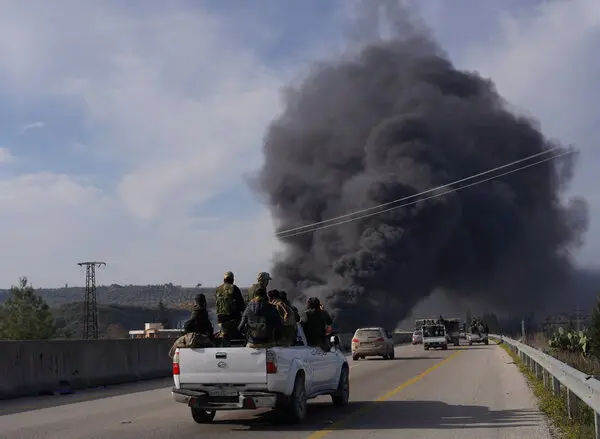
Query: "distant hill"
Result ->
[[0, 283, 250, 309], [52, 302, 191, 339]]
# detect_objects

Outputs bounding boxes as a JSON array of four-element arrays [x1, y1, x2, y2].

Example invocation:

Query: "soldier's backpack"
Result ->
[[216, 283, 234, 316], [247, 315, 271, 341]]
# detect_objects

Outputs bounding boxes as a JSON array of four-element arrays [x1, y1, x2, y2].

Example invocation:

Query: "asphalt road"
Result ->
[[0, 341, 552, 439]]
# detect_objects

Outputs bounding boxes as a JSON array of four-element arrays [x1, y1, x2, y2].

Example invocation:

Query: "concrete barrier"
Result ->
[[0, 331, 416, 400], [392, 332, 413, 345], [0, 339, 173, 400]]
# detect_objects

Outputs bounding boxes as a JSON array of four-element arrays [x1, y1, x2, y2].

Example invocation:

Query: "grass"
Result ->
[[524, 332, 600, 375], [492, 337, 596, 439]]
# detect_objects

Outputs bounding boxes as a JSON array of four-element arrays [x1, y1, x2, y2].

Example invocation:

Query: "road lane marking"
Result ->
[[306, 349, 464, 439]]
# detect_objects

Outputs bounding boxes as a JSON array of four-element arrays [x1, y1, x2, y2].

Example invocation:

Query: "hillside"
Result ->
[[0, 283, 253, 309], [52, 302, 191, 339]]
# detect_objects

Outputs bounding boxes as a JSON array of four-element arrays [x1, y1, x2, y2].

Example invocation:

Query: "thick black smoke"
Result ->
[[252, 4, 589, 331]]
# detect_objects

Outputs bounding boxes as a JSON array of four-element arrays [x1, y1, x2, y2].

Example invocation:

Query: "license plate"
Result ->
[[208, 387, 238, 397]]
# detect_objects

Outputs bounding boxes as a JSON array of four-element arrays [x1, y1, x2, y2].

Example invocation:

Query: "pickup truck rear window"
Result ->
[[423, 327, 445, 337], [355, 329, 382, 339]]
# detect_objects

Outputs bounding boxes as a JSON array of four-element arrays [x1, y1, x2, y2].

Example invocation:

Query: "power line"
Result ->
[[276, 149, 575, 239], [276, 145, 566, 236]]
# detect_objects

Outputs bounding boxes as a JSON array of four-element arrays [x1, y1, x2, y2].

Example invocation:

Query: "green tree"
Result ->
[[589, 295, 600, 358], [156, 299, 169, 329], [0, 277, 55, 340]]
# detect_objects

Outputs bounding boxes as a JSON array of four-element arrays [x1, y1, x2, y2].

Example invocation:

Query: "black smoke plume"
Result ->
[[251, 2, 589, 331]]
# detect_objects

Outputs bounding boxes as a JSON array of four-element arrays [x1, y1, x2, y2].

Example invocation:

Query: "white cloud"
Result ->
[[21, 121, 45, 132], [0, 148, 14, 164], [0, 1, 286, 286]]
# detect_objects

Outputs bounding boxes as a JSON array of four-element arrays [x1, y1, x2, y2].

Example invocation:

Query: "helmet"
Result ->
[[224, 271, 234, 281], [257, 272, 272, 284]]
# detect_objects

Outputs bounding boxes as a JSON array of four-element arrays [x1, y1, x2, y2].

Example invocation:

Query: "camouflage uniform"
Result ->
[[238, 287, 283, 348], [279, 291, 300, 323], [267, 291, 296, 346], [215, 271, 246, 341], [247, 272, 272, 302]]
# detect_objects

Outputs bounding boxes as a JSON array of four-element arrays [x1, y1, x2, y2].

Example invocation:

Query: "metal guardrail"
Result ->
[[491, 334, 600, 438]]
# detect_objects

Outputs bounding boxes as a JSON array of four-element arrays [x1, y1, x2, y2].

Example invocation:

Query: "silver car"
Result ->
[[412, 330, 423, 344], [351, 327, 395, 360]]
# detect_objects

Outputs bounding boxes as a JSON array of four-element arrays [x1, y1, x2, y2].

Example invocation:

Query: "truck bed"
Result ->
[[177, 347, 268, 385]]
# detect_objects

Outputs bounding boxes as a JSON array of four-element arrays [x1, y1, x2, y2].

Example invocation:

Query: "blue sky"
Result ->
[[0, 0, 598, 288]]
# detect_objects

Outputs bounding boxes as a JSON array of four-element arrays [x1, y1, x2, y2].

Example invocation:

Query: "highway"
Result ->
[[0, 341, 552, 439]]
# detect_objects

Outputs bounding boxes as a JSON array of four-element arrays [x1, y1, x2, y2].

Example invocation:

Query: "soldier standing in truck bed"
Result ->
[[215, 271, 246, 341], [247, 272, 272, 302]]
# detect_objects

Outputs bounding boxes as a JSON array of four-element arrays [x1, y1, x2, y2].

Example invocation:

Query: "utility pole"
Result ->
[[77, 261, 106, 340]]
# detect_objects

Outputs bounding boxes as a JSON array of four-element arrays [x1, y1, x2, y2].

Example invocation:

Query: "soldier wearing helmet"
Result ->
[[215, 271, 246, 341], [247, 272, 272, 302]]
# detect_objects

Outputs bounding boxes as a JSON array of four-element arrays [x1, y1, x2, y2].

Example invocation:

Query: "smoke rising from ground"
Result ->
[[252, 2, 589, 330]]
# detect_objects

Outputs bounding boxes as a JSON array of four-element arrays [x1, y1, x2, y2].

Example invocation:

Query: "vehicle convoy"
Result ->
[[351, 327, 395, 360], [422, 324, 448, 350], [171, 323, 349, 424]]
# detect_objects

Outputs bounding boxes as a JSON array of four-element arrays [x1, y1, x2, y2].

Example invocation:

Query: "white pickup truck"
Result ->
[[467, 330, 489, 346], [422, 324, 448, 350], [172, 324, 349, 424]]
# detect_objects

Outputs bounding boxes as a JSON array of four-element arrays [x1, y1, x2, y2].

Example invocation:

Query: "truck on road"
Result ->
[[171, 324, 349, 424], [443, 318, 461, 347], [467, 322, 489, 346], [423, 324, 448, 350]]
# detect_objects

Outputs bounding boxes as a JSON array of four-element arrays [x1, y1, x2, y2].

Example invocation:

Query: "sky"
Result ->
[[0, 0, 598, 288]]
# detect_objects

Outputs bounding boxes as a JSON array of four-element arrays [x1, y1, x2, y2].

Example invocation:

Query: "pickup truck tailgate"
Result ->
[[178, 348, 267, 385]]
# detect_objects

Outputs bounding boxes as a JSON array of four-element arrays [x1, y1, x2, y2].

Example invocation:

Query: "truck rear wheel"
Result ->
[[190, 408, 216, 424], [276, 373, 308, 423], [331, 366, 349, 406]]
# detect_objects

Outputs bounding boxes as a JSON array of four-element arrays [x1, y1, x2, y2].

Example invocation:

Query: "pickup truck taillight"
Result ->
[[172, 350, 180, 375], [352, 338, 359, 343], [266, 350, 277, 374]]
